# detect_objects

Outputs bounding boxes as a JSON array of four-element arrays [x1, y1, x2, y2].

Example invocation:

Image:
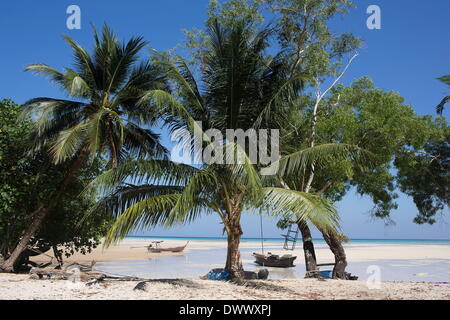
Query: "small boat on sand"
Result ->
[[253, 252, 296, 268], [147, 241, 189, 253]]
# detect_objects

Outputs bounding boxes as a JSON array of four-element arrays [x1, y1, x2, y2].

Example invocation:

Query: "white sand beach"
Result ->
[[0, 273, 449, 300], [0, 238, 447, 300]]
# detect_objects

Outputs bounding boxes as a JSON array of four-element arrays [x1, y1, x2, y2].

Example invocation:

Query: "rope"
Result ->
[[260, 213, 264, 255]]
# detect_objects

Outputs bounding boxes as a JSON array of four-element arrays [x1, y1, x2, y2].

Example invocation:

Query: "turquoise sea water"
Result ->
[[126, 236, 450, 245], [91, 237, 450, 282]]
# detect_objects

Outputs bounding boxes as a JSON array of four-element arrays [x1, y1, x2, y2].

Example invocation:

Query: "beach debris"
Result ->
[[61, 261, 96, 272], [134, 279, 204, 291], [201, 268, 270, 281], [206, 269, 230, 281], [257, 269, 269, 280], [29, 267, 105, 281], [29, 265, 146, 285]]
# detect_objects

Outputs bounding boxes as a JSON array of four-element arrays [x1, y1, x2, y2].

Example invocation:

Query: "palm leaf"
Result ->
[[275, 143, 372, 178], [50, 120, 89, 163], [262, 187, 340, 234]]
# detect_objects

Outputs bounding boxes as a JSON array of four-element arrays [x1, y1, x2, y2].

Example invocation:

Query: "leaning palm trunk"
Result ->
[[321, 230, 347, 279], [4, 25, 167, 272], [298, 222, 318, 278], [0, 147, 89, 272], [0, 204, 49, 272]]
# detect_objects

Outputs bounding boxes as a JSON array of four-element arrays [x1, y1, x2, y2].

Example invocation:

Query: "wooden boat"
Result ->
[[253, 252, 296, 268], [147, 241, 189, 253]]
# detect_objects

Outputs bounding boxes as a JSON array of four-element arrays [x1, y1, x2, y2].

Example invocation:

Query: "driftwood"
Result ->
[[29, 265, 146, 285], [30, 267, 105, 281], [55, 261, 96, 272]]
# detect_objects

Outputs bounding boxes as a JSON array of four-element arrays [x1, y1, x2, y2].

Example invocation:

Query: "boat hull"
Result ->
[[147, 241, 189, 253], [253, 253, 296, 268]]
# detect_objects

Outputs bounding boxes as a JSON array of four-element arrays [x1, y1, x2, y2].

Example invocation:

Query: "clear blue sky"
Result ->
[[0, 1, 449, 239]]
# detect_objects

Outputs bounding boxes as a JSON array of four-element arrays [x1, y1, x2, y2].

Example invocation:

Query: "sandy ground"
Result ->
[[0, 274, 449, 300], [31, 238, 450, 264], [0, 238, 445, 300]]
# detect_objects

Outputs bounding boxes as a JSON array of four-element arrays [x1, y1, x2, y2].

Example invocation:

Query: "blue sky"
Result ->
[[0, 1, 449, 239]]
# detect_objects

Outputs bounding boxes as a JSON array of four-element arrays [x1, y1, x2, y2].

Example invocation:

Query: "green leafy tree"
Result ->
[[395, 122, 449, 224], [0, 99, 113, 269], [263, 0, 361, 279], [1, 25, 168, 272], [283, 77, 448, 277]]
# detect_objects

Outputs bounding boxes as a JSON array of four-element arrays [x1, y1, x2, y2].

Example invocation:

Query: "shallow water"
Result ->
[[93, 243, 450, 282]]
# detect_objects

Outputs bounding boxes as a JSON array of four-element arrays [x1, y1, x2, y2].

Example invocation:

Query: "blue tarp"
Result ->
[[207, 270, 230, 281], [320, 270, 333, 279]]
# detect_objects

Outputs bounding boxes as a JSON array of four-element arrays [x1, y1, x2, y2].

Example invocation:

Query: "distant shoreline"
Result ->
[[126, 236, 450, 244]]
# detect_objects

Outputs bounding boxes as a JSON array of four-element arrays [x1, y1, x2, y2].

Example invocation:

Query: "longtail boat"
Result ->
[[253, 252, 296, 268], [147, 241, 189, 253]]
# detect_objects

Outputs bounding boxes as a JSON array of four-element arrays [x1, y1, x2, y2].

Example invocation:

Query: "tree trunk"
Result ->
[[322, 231, 347, 279], [52, 245, 64, 266], [298, 222, 318, 278], [0, 205, 49, 272], [0, 147, 89, 273], [225, 223, 244, 279]]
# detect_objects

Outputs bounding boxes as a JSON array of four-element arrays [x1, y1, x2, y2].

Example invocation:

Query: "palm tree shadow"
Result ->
[[134, 279, 205, 291], [230, 279, 298, 294]]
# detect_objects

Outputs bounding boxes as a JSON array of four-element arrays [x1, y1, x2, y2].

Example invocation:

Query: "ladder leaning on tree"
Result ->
[[282, 223, 300, 250]]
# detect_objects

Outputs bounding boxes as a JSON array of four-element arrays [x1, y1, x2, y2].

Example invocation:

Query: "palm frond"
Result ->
[[275, 143, 372, 178], [437, 96, 450, 115], [262, 187, 340, 234], [104, 193, 182, 247], [63, 68, 92, 98], [85, 159, 199, 195], [50, 120, 89, 163], [24, 64, 65, 85]]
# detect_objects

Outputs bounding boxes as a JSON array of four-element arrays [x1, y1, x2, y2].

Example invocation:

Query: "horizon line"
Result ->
[[126, 235, 450, 241]]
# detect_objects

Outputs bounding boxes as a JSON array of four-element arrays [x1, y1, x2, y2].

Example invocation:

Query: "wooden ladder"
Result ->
[[282, 224, 300, 250]]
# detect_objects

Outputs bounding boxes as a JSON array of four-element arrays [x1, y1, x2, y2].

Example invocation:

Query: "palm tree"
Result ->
[[1, 25, 167, 272], [437, 75, 450, 115], [86, 19, 366, 279], [87, 141, 346, 279]]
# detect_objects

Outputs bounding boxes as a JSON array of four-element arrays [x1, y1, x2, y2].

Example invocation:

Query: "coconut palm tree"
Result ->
[[1, 25, 168, 272], [86, 139, 348, 278], [437, 75, 450, 115], [86, 19, 367, 279]]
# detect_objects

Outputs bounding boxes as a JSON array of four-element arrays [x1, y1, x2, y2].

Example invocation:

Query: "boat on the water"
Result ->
[[253, 252, 297, 268], [147, 241, 189, 253]]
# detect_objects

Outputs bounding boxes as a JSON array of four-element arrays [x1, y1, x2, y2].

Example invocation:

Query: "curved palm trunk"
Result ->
[[0, 147, 89, 273], [321, 231, 347, 279], [225, 225, 244, 279], [223, 197, 245, 279], [298, 222, 318, 278]]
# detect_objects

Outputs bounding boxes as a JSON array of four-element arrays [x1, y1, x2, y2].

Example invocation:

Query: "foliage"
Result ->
[[0, 99, 113, 261], [280, 77, 449, 223], [86, 19, 349, 253], [23, 24, 168, 168], [395, 123, 449, 224]]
